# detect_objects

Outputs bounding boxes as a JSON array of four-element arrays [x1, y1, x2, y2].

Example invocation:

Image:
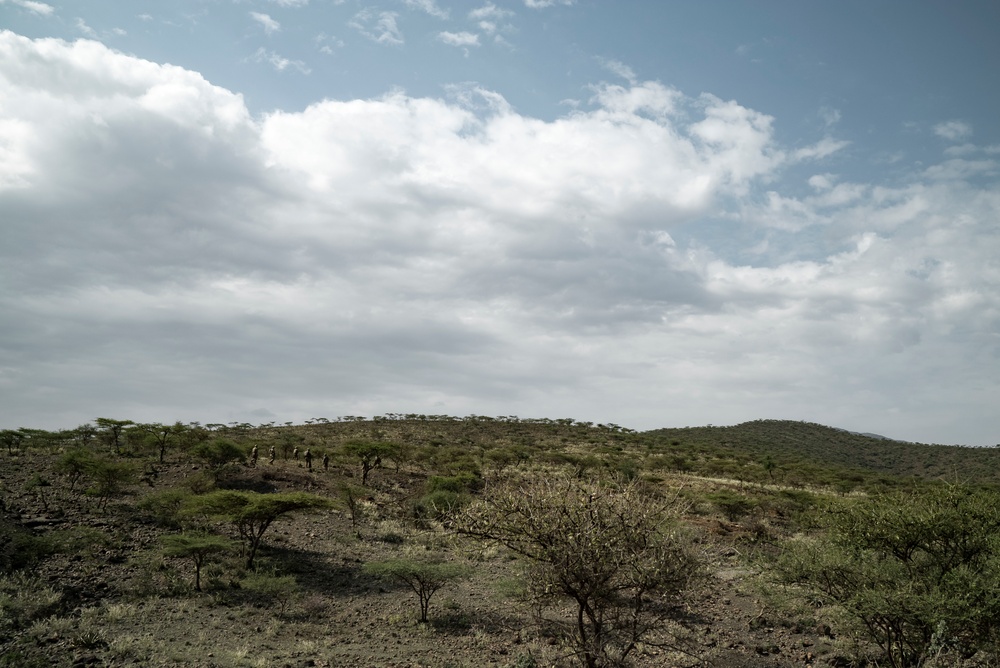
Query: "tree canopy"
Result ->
[[184, 491, 331, 568]]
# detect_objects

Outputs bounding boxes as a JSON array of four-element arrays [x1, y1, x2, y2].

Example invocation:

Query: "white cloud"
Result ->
[[469, 3, 514, 35], [1, 0, 54, 15], [1, 32, 998, 445], [598, 58, 636, 84], [438, 31, 480, 48], [819, 106, 841, 128], [74, 18, 97, 37], [524, 0, 574, 7], [402, 0, 448, 19], [469, 3, 514, 20], [922, 158, 997, 181], [315, 32, 344, 55], [270, 0, 309, 6], [250, 11, 281, 35], [792, 137, 850, 162], [250, 48, 310, 74], [350, 10, 404, 45], [934, 120, 972, 141]]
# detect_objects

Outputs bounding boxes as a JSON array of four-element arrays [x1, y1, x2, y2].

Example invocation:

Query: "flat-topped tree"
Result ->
[[184, 491, 331, 569], [139, 422, 187, 463], [0, 430, 24, 455], [364, 556, 471, 623], [94, 418, 135, 454], [161, 533, 234, 591]]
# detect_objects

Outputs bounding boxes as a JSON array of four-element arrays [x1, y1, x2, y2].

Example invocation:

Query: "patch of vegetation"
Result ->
[[776, 485, 1000, 667], [3, 414, 1000, 667], [364, 556, 472, 623]]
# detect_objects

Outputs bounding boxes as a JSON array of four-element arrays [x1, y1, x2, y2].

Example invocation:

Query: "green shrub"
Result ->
[[190, 439, 245, 480], [705, 489, 757, 521], [776, 484, 1000, 667], [0, 519, 55, 573], [426, 472, 481, 494], [54, 447, 97, 492], [138, 488, 194, 527], [414, 489, 468, 521], [84, 457, 137, 510], [239, 572, 300, 614]]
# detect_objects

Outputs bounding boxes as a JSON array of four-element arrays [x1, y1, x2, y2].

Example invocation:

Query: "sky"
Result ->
[[1, 1, 998, 445]]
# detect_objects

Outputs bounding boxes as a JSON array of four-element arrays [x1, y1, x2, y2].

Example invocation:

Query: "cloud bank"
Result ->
[[1, 31, 997, 444]]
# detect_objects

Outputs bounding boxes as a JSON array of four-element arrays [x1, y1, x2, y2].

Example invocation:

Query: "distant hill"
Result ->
[[643, 419, 1000, 484]]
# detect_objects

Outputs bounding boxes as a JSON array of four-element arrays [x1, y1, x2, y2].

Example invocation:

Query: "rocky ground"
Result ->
[[1, 447, 851, 668]]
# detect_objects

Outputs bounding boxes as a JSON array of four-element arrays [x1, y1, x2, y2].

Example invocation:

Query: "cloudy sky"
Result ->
[[1, 1, 998, 445]]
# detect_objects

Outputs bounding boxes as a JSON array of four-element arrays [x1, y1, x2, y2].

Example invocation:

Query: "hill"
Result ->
[[644, 419, 1000, 485]]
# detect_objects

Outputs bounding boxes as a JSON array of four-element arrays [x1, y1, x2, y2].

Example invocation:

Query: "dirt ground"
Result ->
[[1, 448, 849, 668]]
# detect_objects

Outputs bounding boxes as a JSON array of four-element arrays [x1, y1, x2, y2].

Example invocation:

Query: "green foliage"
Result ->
[[138, 487, 195, 527], [24, 474, 52, 511], [776, 484, 1000, 667], [705, 489, 758, 521], [414, 473, 481, 521], [161, 533, 234, 591], [84, 457, 137, 510], [0, 429, 25, 455], [46, 527, 107, 557], [414, 490, 468, 522], [337, 482, 367, 528], [54, 447, 98, 492], [239, 571, 301, 614], [190, 438, 246, 479], [94, 418, 135, 454], [426, 472, 481, 494], [363, 556, 471, 623], [139, 422, 188, 463], [0, 518, 55, 574], [183, 490, 331, 568]]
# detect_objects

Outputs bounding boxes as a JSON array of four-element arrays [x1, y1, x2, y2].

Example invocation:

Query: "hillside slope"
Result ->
[[645, 419, 1000, 484]]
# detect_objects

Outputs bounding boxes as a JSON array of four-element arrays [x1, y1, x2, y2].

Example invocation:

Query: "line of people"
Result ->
[[249, 444, 329, 471]]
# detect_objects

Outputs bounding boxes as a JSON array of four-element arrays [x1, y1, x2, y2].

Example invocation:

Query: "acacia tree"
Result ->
[[338, 482, 366, 529], [459, 475, 700, 668], [85, 457, 137, 511], [184, 491, 331, 568], [140, 422, 187, 463], [161, 533, 234, 591], [364, 556, 471, 623], [776, 485, 1000, 668], [94, 418, 135, 454], [0, 429, 24, 455], [55, 447, 97, 492]]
